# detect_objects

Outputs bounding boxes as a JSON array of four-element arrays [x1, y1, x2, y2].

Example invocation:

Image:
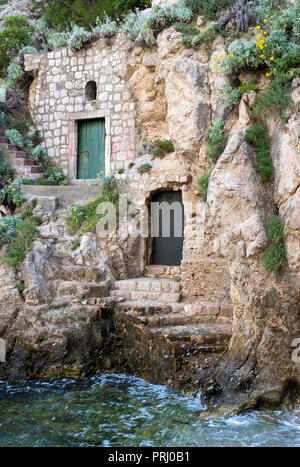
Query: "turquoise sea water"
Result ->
[[0, 374, 299, 447]]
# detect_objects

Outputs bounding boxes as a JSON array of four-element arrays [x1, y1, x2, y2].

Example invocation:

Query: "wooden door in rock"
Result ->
[[151, 191, 184, 266], [77, 119, 105, 179]]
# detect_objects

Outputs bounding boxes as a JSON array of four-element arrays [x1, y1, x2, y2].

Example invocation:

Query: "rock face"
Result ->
[[201, 98, 300, 411], [0, 216, 124, 380]]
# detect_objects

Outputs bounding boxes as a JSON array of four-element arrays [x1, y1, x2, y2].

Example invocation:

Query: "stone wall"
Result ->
[[24, 34, 138, 180]]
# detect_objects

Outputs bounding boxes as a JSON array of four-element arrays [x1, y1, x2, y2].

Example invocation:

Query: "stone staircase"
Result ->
[[110, 277, 181, 303], [0, 137, 46, 179], [107, 272, 233, 390]]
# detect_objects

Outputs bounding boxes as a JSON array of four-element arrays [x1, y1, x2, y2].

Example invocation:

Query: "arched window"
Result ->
[[85, 81, 97, 101]]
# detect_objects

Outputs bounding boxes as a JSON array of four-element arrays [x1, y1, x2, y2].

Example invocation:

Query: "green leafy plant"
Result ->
[[263, 217, 285, 271], [5, 129, 24, 149], [152, 139, 175, 157], [46, 167, 65, 183], [176, 21, 222, 49], [0, 158, 14, 187], [252, 74, 292, 115], [137, 142, 155, 156], [137, 163, 152, 173], [0, 15, 34, 77], [226, 78, 259, 106], [71, 239, 81, 250], [246, 123, 273, 182], [41, 0, 151, 29], [0, 179, 26, 207], [66, 174, 119, 233], [16, 281, 25, 294], [205, 120, 226, 161], [184, 0, 234, 20], [0, 216, 22, 244], [0, 203, 42, 267], [31, 145, 48, 167], [197, 169, 211, 201]]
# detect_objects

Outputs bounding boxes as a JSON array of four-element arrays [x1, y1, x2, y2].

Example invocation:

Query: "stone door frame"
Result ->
[[66, 110, 111, 182]]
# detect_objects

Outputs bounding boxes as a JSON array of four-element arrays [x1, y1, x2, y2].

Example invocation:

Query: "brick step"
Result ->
[[0, 137, 9, 143], [114, 278, 181, 294], [15, 151, 29, 159], [31, 166, 44, 174], [110, 289, 181, 303]]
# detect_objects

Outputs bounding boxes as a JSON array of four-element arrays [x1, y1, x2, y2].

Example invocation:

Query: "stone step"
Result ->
[[145, 265, 181, 279], [114, 278, 181, 293], [116, 301, 232, 326], [114, 309, 232, 356], [31, 165, 44, 174], [52, 280, 109, 300], [110, 289, 181, 303]]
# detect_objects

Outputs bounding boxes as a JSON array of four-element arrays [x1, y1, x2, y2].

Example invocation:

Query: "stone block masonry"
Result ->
[[24, 34, 138, 180]]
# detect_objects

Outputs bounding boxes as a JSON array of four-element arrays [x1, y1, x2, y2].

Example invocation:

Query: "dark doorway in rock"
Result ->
[[85, 81, 97, 101], [150, 191, 184, 266]]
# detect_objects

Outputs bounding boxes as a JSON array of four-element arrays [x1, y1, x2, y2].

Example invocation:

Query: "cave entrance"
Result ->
[[150, 191, 184, 266]]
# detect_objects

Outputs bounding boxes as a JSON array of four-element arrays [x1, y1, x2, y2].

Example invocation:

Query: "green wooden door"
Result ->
[[77, 119, 105, 179]]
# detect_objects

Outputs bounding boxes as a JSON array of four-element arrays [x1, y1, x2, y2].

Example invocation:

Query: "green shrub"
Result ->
[[27, 129, 41, 145], [205, 120, 226, 161], [137, 142, 154, 156], [6, 57, 24, 88], [124, 3, 192, 46], [252, 74, 292, 115], [226, 79, 259, 106], [246, 123, 273, 182], [252, 0, 285, 25], [68, 24, 92, 51], [176, 21, 222, 49], [197, 170, 211, 201], [263, 217, 285, 271], [184, 0, 234, 20], [0, 159, 14, 187], [16, 281, 25, 294], [66, 174, 119, 233], [137, 163, 152, 173], [92, 16, 118, 38], [0, 179, 26, 206], [0, 216, 41, 267], [5, 129, 24, 149], [0, 15, 34, 76], [0, 216, 22, 243], [152, 139, 175, 157], [46, 167, 65, 183], [71, 239, 81, 250], [0, 203, 42, 267], [0, 111, 5, 128], [152, 147, 165, 158], [41, 0, 151, 29], [31, 145, 48, 166]]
